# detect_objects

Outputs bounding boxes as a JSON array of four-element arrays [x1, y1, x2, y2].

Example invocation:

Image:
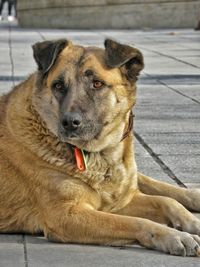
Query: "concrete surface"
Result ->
[[17, 0, 200, 29], [0, 20, 200, 266]]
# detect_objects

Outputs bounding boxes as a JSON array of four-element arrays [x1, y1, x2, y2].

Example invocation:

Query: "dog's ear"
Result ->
[[104, 39, 144, 81], [32, 39, 68, 75]]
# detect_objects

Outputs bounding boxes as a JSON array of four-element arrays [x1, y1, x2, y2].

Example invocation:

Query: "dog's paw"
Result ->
[[169, 213, 200, 236], [152, 229, 200, 256], [186, 188, 200, 211], [166, 201, 200, 236]]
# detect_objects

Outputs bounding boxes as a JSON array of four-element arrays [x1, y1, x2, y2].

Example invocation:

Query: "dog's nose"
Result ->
[[61, 112, 82, 131]]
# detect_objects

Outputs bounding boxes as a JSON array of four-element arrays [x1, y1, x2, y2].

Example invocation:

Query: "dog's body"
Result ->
[[1, 39, 200, 256]]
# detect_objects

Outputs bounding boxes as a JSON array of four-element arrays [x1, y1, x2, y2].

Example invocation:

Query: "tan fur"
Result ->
[[1, 40, 200, 256]]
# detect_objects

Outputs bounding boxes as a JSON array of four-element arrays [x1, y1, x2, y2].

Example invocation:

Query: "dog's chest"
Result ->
[[74, 152, 137, 212], [99, 167, 137, 212]]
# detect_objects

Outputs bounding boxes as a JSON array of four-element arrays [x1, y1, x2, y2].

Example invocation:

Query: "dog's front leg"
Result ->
[[116, 191, 200, 237], [42, 204, 200, 256], [138, 172, 200, 211]]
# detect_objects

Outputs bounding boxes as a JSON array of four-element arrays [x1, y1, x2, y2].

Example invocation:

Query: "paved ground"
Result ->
[[0, 20, 200, 266]]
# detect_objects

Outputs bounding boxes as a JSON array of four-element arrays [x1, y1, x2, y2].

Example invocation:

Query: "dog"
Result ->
[[0, 38, 200, 257]]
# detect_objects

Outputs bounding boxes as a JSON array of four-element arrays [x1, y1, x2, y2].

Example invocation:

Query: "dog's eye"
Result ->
[[54, 82, 63, 90], [92, 80, 104, 89], [53, 82, 66, 94]]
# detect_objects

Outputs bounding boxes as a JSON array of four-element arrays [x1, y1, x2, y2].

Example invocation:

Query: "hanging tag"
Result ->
[[74, 147, 87, 171]]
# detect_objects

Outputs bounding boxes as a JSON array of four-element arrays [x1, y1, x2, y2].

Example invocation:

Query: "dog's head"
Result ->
[[32, 39, 144, 152]]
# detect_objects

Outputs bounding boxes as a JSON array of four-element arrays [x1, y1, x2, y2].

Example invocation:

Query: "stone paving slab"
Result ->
[[0, 235, 24, 267], [0, 23, 200, 266], [0, 81, 13, 93], [137, 133, 200, 145], [159, 155, 200, 183], [135, 140, 172, 182], [169, 85, 200, 102], [24, 236, 200, 267], [147, 143, 200, 156], [16, 234, 200, 267]]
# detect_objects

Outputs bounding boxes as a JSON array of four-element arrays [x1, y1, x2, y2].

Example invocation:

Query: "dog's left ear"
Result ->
[[104, 39, 144, 81], [32, 39, 68, 75]]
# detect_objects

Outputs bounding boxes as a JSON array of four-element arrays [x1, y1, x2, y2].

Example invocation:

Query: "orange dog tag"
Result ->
[[74, 147, 87, 171]]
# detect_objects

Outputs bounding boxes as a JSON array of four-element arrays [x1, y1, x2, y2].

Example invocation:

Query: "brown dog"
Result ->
[[1, 39, 200, 256]]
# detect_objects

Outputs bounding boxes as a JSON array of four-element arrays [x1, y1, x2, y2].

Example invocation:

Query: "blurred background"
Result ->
[[0, 0, 200, 29]]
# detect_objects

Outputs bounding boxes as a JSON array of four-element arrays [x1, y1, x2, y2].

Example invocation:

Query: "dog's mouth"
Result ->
[[58, 122, 102, 145]]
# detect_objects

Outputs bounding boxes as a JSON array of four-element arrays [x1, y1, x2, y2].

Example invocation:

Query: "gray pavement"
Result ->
[[0, 21, 200, 266]]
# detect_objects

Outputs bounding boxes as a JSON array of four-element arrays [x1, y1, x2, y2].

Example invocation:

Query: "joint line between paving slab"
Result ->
[[22, 234, 28, 267], [136, 41, 200, 70], [0, 75, 25, 81], [37, 31, 46, 41], [8, 24, 15, 86], [157, 79, 200, 105], [155, 48, 199, 69], [134, 131, 187, 188], [143, 72, 200, 105]]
